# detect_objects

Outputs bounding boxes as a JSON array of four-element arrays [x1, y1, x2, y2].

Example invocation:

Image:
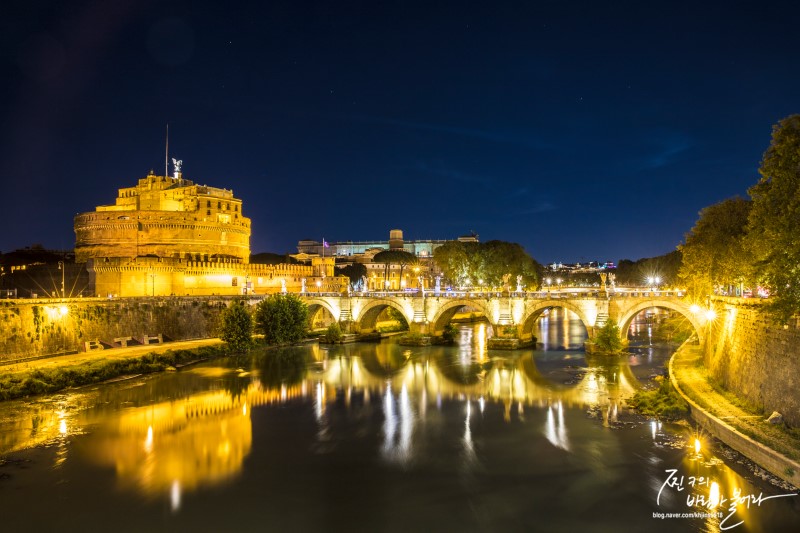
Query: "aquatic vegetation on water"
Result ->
[[627, 375, 689, 419]]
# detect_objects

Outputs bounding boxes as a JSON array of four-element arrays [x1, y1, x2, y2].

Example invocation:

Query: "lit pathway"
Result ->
[[0, 338, 224, 377], [671, 343, 800, 462]]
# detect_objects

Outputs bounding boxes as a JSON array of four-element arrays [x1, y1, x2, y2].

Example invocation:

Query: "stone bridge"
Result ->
[[300, 289, 712, 343]]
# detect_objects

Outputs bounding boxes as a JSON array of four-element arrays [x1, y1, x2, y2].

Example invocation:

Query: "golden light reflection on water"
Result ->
[[0, 321, 683, 511], [83, 388, 254, 497]]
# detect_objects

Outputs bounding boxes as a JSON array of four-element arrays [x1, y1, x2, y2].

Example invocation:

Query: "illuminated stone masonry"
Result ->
[[75, 170, 250, 263], [74, 168, 345, 297]]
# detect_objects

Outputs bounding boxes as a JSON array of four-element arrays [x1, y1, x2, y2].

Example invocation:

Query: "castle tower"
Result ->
[[74, 171, 251, 264]]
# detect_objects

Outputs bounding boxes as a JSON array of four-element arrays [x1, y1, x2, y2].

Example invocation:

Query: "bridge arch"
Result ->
[[354, 298, 414, 333], [519, 300, 593, 340], [615, 299, 704, 344], [303, 297, 341, 323], [429, 299, 493, 336]]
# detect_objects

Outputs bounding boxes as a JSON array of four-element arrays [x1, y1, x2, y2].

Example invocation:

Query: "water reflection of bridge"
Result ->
[[0, 341, 646, 509]]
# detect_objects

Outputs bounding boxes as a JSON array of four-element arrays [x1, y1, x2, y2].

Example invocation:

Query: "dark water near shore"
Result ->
[[1, 310, 798, 532]]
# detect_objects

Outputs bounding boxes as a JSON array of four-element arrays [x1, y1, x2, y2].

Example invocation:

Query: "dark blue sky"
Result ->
[[1, 0, 798, 263]]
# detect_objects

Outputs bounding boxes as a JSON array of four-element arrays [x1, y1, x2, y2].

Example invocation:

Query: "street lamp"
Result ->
[[316, 279, 322, 294], [58, 261, 65, 298]]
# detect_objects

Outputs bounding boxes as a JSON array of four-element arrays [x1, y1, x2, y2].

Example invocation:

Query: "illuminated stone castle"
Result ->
[[75, 165, 341, 297]]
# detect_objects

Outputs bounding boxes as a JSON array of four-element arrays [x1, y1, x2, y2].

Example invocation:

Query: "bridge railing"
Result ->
[[299, 289, 687, 299]]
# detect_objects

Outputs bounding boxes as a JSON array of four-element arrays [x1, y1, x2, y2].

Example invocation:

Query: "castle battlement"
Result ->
[[75, 171, 251, 265]]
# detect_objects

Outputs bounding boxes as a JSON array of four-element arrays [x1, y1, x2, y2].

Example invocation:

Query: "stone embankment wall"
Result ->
[[704, 297, 800, 426], [0, 297, 243, 361]]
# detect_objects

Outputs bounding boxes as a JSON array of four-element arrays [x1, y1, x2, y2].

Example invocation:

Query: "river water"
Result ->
[[1, 310, 798, 532]]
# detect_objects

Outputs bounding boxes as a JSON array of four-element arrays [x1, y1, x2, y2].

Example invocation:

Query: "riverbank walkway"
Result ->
[[670, 343, 800, 486], [0, 338, 224, 377]]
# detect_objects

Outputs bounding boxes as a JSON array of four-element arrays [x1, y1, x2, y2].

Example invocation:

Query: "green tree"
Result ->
[[373, 250, 418, 289], [614, 250, 682, 287], [432, 241, 471, 287], [594, 318, 624, 353], [323, 322, 343, 343], [480, 240, 540, 288], [678, 197, 753, 298], [432, 240, 540, 289], [337, 263, 367, 290], [254, 294, 309, 345], [219, 299, 253, 353], [747, 115, 800, 322]]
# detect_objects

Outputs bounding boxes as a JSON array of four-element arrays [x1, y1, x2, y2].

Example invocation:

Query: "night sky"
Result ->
[[2, 1, 799, 264]]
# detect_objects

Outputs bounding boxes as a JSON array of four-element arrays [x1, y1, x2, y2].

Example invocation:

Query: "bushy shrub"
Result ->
[[594, 318, 624, 353], [254, 294, 309, 345], [323, 322, 343, 343], [220, 300, 253, 353]]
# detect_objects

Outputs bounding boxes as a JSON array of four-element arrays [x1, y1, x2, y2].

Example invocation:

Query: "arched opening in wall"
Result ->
[[624, 307, 696, 347], [357, 303, 410, 334], [520, 307, 588, 351], [308, 304, 336, 332]]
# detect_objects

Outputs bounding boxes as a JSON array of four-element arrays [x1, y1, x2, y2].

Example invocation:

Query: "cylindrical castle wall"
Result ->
[[75, 211, 251, 262]]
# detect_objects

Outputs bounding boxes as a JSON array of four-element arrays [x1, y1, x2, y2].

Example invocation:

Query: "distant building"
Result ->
[[297, 229, 478, 258], [74, 167, 343, 297], [296, 229, 479, 290]]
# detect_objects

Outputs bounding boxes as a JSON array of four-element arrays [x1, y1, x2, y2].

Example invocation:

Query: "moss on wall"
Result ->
[[0, 297, 235, 361]]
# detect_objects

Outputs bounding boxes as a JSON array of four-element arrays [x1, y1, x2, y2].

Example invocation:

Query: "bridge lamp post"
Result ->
[[58, 261, 65, 298], [556, 278, 562, 290], [316, 279, 322, 294], [546, 278, 552, 293]]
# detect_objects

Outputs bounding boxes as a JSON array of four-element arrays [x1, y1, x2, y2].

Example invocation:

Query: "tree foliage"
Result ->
[[614, 250, 682, 287], [594, 318, 624, 353], [748, 115, 800, 322], [372, 250, 418, 287], [254, 294, 309, 345], [336, 263, 367, 288], [432, 240, 540, 289], [323, 322, 343, 343], [220, 300, 253, 353], [678, 197, 753, 298]]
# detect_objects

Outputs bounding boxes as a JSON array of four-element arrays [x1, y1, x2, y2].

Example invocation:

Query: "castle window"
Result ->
[[207, 210, 211, 216], [207, 200, 211, 207], [217, 201, 221, 209]]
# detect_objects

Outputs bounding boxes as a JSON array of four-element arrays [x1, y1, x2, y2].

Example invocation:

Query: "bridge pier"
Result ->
[[409, 322, 430, 336]]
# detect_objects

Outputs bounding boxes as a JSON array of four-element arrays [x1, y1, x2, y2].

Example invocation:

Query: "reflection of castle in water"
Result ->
[[0, 342, 644, 508]]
